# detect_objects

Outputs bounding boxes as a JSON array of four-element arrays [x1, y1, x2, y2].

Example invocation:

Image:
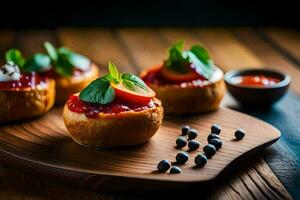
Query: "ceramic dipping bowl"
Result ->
[[224, 69, 291, 106]]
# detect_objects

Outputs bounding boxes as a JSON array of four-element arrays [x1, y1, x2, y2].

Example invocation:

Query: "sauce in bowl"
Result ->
[[230, 75, 281, 87], [224, 69, 291, 105]]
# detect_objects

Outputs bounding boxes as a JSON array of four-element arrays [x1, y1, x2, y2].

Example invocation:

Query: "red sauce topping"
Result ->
[[0, 64, 90, 91], [0, 72, 49, 91], [67, 95, 157, 118], [142, 66, 206, 87], [230, 75, 281, 87]]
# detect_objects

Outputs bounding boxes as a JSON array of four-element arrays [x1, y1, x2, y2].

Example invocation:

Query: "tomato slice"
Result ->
[[111, 82, 156, 105], [160, 65, 205, 83]]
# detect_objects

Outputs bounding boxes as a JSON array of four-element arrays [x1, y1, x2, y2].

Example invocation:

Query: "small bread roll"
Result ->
[[63, 98, 163, 148], [141, 67, 225, 115], [0, 79, 55, 122]]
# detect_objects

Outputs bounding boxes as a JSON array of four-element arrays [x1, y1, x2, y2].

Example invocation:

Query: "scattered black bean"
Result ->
[[176, 151, 189, 164], [209, 138, 222, 150], [170, 166, 182, 174], [207, 133, 220, 143], [188, 140, 200, 151], [181, 125, 190, 136], [211, 124, 221, 135], [157, 160, 171, 172], [156, 124, 245, 173], [188, 129, 198, 140], [203, 144, 216, 158], [194, 153, 208, 167], [176, 137, 187, 148], [235, 129, 245, 140]]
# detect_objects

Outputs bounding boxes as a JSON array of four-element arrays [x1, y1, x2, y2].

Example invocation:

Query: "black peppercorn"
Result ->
[[235, 129, 245, 140], [203, 144, 216, 158], [176, 137, 187, 148], [195, 153, 208, 167], [209, 138, 222, 150], [181, 125, 190, 136], [188, 129, 198, 140], [211, 124, 221, 135], [170, 166, 182, 174], [188, 140, 200, 151], [157, 160, 171, 172], [176, 151, 189, 164], [207, 133, 220, 143]]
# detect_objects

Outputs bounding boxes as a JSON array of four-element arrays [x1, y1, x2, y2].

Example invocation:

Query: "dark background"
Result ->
[[1, 0, 300, 28]]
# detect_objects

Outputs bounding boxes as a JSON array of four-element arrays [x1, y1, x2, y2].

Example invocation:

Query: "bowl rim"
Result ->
[[224, 68, 291, 89]]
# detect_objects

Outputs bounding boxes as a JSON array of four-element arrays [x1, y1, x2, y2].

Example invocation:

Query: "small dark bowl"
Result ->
[[225, 69, 291, 106]]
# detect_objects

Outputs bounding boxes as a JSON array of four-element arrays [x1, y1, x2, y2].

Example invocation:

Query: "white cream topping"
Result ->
[[0, 62, 21, 82]]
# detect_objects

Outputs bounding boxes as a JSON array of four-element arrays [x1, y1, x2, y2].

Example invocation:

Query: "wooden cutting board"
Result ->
[[0, 107, 280, 192]]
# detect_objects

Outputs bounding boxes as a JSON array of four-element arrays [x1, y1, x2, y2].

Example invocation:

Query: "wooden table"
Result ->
[[0, 27, 299, 199]]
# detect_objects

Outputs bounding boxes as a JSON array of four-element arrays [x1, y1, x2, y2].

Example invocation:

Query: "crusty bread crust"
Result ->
[[0, 79, 55, 122], [55, 63, 100, 105], [141, 67, 225, 115], [63, 98, 164, 148]]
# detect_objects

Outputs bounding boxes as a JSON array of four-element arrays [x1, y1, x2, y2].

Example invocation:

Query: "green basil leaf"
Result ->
[[165, 41, 189, 73], [79, 77, 115, 104], [104, 74, 114, 82], [5, 49, 26, 67], [44, 41, 58, 62], [43, 44, 91, 77], [121, 73, 150, 95], [121, 73, 147, 90], [54, 54, 74, 76], [58, 47, 90, 71], [122, 79, 135, 90], [184, 51, 214, 79], [108, 61, 120, 82], [171, 40, 184, 51], [190, 45, 210, 65], [67, 53, 90, 71], [23, 53, 51, 72], [57, 47, 70, 54], [164, 41, 214, 79]]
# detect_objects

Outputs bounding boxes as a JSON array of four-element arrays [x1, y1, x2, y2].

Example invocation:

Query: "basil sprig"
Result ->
[[5, 49, 51, 72], [108, 62, 149, 94], [79, 62, 150, 104], [165, 40, 189, 73], [165, 40, 215, 79], [79, 76, 115, 104], [5, 49, 25, 67], [23, 54, 51, 72], [44, 41, 91, 77]]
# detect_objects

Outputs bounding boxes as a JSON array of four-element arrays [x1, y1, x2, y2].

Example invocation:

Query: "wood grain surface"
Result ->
[[0, 107, 280, 192], [262, 28, 300, 66], [0, 28, 296, 199]]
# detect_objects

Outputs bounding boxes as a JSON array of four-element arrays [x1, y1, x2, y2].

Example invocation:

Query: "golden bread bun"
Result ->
[[55, 63, 99, 105], [141, 67, 225, 115], [0, 79, 55, 122], [63, 98, 163, 148]]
